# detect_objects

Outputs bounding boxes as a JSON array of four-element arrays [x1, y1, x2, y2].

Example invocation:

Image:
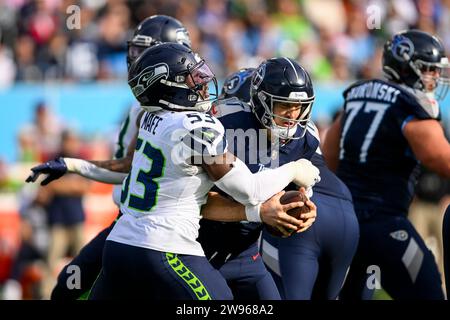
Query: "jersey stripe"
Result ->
[[401, 115, 415, 132], [115, 114, 131, 159], [165, 253, 212, 300], [306, 122, 321, 141], [284, 57, 299, 81]]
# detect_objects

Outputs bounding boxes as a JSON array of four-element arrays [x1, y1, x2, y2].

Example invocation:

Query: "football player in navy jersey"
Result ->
[[323, 30, 450, 300], [218, 65, 359, 300], [198, 58, 356, 300]]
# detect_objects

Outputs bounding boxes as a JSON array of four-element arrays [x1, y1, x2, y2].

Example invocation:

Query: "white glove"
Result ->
[[292, 159, 320, 188], [305, 186, 314, 198]]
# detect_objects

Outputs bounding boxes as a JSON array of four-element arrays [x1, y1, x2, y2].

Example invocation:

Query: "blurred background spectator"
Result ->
[[39, 129, 91, 298], [17, 101, 64, 163], [0, 0, 447, 83], [2, 183, 50, 300]]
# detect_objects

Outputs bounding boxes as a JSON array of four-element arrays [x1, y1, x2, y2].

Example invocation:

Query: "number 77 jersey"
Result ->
[[336, 78, 440, 216], [108, 109, 227, 256]]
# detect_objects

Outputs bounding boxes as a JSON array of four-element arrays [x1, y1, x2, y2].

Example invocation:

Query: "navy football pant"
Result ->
[[52, 217, 278, 300], [340, 212, 444, 300], [210, 242, 281, 300], [443, 205, 450, 299], [261, 193, 359, 300], [51, 217, 117, 300], [88, 240, 233, 300]]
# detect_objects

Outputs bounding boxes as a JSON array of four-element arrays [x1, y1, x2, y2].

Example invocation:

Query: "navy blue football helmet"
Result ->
[[250, 57, 315, 139], [220, 68, 255, 103], [128, 43, 217, 112], [383, 29, 450, 100], [127, 15, 191, 69]]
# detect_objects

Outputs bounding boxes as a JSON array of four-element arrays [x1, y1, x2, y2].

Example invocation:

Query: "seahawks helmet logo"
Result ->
[[392, 35, 415, 62], [130, 63, 169, 97], [252, 64, 266, 89]]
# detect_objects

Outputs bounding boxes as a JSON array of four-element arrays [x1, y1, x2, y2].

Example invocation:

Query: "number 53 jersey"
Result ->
[[108, 109, 227, 256], [336, 78, 441, 217]]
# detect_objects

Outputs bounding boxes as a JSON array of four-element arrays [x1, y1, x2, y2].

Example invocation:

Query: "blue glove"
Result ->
[[25, 157, 68, 186]]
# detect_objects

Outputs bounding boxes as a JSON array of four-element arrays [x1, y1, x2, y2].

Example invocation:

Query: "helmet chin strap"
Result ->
[[155, 98, 212, 112], [270, 122, 298, 140]]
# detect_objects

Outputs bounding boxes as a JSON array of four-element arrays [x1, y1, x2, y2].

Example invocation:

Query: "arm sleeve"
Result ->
[[214, 156, 296, 206], [65, 158, 128, 184]]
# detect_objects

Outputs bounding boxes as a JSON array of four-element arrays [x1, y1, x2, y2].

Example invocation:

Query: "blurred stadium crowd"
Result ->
[[0, 0, 450, 299], [1, 0, 450, 86]]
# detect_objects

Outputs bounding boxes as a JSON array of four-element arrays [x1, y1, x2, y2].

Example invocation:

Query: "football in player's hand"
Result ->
[[266, 190, 310, 237]]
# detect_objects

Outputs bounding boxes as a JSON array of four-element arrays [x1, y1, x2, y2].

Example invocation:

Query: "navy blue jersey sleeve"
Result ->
[[311, 152, 353, 201], [395, 87, 441, 122]]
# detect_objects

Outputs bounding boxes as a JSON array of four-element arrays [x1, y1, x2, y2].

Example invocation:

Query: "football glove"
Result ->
[[25, 157, 68, 186], [292, 159, 320, 188]]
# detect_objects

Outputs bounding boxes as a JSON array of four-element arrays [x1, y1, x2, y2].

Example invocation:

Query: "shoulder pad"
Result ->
[[179, 112, 227, 157], [181, 111, 225, 132], [210, 97, 251, 118], [306, 121, 321, 143], [397, 85, 440, 120]]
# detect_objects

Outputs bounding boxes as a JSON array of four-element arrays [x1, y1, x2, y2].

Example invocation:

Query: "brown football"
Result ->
[[266, 190, 310, 237]]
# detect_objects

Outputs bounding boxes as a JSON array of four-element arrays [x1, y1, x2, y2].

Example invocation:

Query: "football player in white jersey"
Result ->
[[27, 43, 320, 299], [27, 16, 318, 300], [45, 15, 199, 300]]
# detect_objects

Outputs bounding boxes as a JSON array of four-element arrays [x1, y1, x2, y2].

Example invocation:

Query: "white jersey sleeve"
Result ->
[[113, 104, 141, 160], [112, 104, 142, 206]]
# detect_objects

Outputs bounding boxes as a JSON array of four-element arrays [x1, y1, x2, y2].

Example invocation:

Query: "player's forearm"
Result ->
[[89, 157, 132, 173], [214, 157, 298, 206], [64, 158, 130, 184], [201, 192, 246, 222], [202, 192, 262, 223]]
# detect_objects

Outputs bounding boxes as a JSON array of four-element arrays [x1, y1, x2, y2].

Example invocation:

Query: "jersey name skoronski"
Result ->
[[108, 109, 227, 256], [337, 78, 440, 216]]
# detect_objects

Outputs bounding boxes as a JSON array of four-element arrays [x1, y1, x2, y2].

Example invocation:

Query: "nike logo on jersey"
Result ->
[[252, 253, 260, 261], [390, 230, 408, 241]]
